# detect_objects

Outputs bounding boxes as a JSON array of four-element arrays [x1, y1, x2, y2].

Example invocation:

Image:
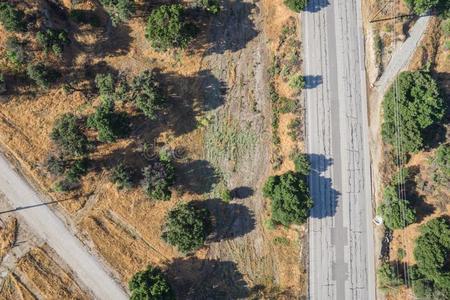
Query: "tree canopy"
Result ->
[[27, 63, 59, 89], [145, 4, 196, 51], [36, 28, 70, 57], [161, 202, 211, 254], [430, 144, 450, 185], [0, 3, 24, 32], [263, 171, 312, 226], [413, 217, 450, 297], [129, 265, 175, 300], [284, 0, 308, 12], [99, 0, 135, 26], [131, 70, 164, 119], [87, 100, 129, 142], [142, 154, 174, 201], [51, 114, 88, 157], [377, 262, 404, 290], [381, 71, 445, 153], [405, 0, 440, 14], [377, 185, 416, 230]]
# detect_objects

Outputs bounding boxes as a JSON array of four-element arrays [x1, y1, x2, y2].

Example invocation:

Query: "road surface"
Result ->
[[303, 0, 376, 299], [0, 153, 128, 300]]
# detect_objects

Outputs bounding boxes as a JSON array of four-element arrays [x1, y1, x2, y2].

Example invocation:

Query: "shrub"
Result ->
[[197, 0, 220, 14], [263, 171, 313, 226], [290, 152, 310, 176], [161, 202, 212, 254], [413, 217, 450, 297], [5, 37, 26, 66], [288, 73, 305, 91], [99, 0, 135, 26], [131, 70, 164, 119], [51, 114, 88, 156], [442, 18, 450, 36], [0, 3, 24, 32], [220, 188, 232, 202], [381, 71, 445, 153], [27, 63, 59, 89], [430, 144, 450, 184], [145, 4, 196, 51], [404, 0, 440, 14], [377, 262, 403, 290], [129, 266, 174, 300], [36, 29, 70, 57], [96, 73, 129, 102], [46, 155, 66, 176], [142, 155, 175, 201], [284, 0, 308, 12], [87, 100, 130, 142], [110, 163, 133, 189], [53, 158, 88, 192], [377, 185, 416, 230]]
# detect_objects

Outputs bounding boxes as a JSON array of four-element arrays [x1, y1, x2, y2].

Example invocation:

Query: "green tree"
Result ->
[[290, 152, 310, 176], [142, 155, 174, 201], [96, 73, 129, 102], [129, 265, 175, 300], [430, 144, 450, 184], [36, 29, 70, 57], [377, 185, 416, 230], [131, 70, 164, 119], [0, 3, 24, 32], [5, 37, 26, 66], [110, 163, 133, 189], [413, 217, 450, 297], [377, 262, 404, 290], [87, 100, 130, 142], [51, 113, 88, 156], [263, 171, 313, 226], [197, 0, 220, 14], [145, 4, 196, 51], [284, 0, 308, 12], [381, 71, 445, 153], [99, 0, 135, 26], [405, 0, 439, 14], [27, 63, 59, 89], [161, 202, 211, 254]]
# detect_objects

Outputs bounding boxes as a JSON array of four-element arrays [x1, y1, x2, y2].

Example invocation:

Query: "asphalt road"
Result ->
[[0, 153, 128, 300], [303, 0, 376, 299]]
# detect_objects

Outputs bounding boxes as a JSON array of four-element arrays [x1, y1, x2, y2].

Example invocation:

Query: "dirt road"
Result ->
[[0, 152, 128, 300]]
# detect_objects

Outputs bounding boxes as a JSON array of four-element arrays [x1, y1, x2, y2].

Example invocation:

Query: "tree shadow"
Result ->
[[305, 0, 331, 13], [304, 75, 323, 89], [165, 257, 250, 299], [201, 198, 256, 242], [422, 123, 447, 150], [156, 69, 227, 136], [307, 154, 339, 218], [231, 186, 254, 199], [174, 160, 220, 195], [92, 23, 132, 57], [201, 0, 259, 55]]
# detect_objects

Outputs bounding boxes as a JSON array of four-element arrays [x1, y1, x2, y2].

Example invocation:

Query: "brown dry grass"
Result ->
[[0, 273, 36, 300], [0, 217, 17, 262], [15, 247, 88, 299]]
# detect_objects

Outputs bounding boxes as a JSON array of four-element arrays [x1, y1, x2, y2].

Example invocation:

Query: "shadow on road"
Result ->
[[304, 75, 323, 89], [306, 0, 330, 13], [307, 154, 340, 218], [0, 198, 75, 215]]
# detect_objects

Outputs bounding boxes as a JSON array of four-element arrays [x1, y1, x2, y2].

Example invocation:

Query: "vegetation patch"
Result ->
[[129, 265, 174, 300]]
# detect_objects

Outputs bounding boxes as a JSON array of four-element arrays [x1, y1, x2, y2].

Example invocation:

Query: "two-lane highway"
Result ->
[[303, 0, 376, 299]]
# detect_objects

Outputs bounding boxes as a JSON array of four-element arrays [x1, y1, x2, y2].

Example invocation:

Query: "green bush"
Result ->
[[413, 217, 450, 297], [46, 155, 66, 176], [377, 262, 403, 290], [0, 3, 24, 32], [263, 171, 312, 226], [87, 100, 130, 142], [36, 29, 70, 57], [51, 114, 88, 157], [131, 70, 164, 119], [110, 163, 133, 189], [381, 71, 445, 153], [197, 0, 220, 14], [290, 152, 310, 176], [405, 0, 439, 14], [284, 0, 308, 12], [442, 18, 450, 36], [96, 73, 129, 102], [430, 144, 450, 184], [5, 37, 26, 66], [161, 202, 212, 254], [53, 158, 88, 192], [99, 0, 135, 26], [142, 155, 175, 201], [145, 4, 196, 51], [377, 185, 416, 230], [288, 73, 305, 91], [27, 63, 59, 89], [129, 265, 174, 300], [220, 188, 232, 202]]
